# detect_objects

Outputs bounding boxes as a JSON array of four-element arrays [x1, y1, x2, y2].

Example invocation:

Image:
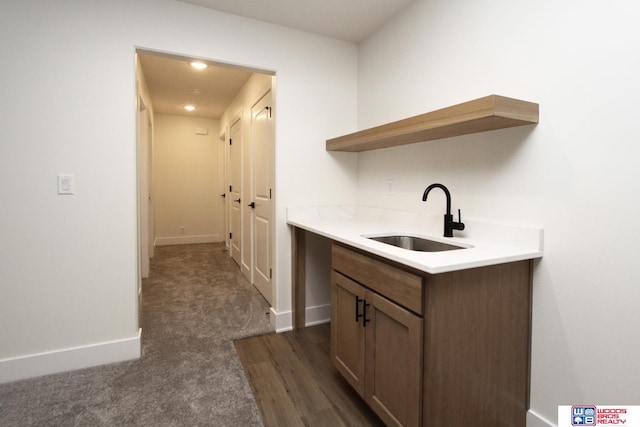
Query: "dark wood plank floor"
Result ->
[[234, 323, 384, 427]]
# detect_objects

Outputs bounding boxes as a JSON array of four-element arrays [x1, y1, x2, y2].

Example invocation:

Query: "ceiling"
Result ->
[[138, 51, 256, 119], [177, 0, 415, 43], [139, 1, 414, 120]]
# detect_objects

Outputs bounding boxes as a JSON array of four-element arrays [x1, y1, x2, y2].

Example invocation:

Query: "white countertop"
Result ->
[[287, 205, 544, 274]]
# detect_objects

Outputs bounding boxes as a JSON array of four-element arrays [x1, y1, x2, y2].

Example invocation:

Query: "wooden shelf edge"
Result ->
[[326, 95, 539, 152]]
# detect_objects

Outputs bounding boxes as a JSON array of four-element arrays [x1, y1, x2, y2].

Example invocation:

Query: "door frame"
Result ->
[[135, 47, 277, 311]]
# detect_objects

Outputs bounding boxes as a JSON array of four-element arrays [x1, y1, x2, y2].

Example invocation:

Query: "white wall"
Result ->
[[0, 0, 357, 381], [357, 0, 640, 425], [153, 114, 220, 245]]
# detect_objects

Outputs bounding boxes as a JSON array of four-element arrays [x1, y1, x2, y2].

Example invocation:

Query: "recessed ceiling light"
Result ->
[[190, 61, 207, 70], [184, 105, 196, 111], [190, 89, 201, 96]]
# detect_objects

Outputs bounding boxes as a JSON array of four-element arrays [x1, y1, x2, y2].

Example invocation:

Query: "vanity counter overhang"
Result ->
[[287, 205, 543, 275]]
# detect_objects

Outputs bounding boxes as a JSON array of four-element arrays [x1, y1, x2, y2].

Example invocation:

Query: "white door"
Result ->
[[219, 134, 228, 251], [147, 118, 154, 261], [137, 96, 151, 280], [250, 91, 274, 304], [241, 115, 252, 280], [229, 118, 242, 266]]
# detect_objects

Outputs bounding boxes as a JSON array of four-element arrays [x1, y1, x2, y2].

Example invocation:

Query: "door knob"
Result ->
[[248, 202, 256, 208], [234, 198, 241, 203]]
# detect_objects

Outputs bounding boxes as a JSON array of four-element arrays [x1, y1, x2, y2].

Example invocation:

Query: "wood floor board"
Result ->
[[281, 327, 379, 426], [301, 406, 350, 427], [235, 324, 384, 427], [243, 361, 304, 427], [261, 333, 334, 417], [234, 333, 271, 365]]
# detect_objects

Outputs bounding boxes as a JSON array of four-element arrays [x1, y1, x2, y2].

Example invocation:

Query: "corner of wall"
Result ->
[[270, 307, 292, 333]]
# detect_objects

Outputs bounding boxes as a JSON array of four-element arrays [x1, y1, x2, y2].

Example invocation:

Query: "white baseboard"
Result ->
[[305, 304, 330, 326], [0, 329, 141, 384], [155, 234, 220, 246], [528, 409, 556, 427], [269, 304, 330, 333], [270, 307, 292, 333]]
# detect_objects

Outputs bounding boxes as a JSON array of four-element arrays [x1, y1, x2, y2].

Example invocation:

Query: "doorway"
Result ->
[[135, 48, 276, 306]]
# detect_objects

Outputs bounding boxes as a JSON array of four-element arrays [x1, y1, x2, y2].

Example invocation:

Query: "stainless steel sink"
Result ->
[[366, 235, 467, 252]]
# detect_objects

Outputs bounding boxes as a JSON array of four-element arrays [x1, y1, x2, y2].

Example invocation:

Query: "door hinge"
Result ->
[[229, 138, 232, 145], [267, 106, 272, 118], [269, 268, 272, 279], [229, 232, 232, 239], [269, 188, 272, 199], [229, 185, 232, 192]]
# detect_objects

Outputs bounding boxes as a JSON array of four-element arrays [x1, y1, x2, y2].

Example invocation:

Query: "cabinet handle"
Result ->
[[362, 300, 371, 327], [355, 296, 363, 322]]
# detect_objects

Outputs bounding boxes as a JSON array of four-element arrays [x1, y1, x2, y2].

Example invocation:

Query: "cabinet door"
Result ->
[[331, 271, 367, 396], [365, 291, 423, 427]]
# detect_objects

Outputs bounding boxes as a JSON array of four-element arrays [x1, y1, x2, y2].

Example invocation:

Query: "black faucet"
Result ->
[[422, 183, 465, 237]]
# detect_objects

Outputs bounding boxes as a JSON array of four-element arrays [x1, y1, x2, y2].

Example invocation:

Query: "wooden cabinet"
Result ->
[[422, 261, 532, 427], [331, 245, 423, 426], [331, 271, 367, 395], [330, 242, 533, 427]]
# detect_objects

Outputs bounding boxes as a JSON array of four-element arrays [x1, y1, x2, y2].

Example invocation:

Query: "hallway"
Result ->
[[0, 243, 274, 426]]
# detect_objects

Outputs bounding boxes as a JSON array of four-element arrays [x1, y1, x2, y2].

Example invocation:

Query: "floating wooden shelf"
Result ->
[[326, 95, 539, 152]]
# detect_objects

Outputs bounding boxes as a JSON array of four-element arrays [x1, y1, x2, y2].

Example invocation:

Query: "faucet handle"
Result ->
[[454, 209, 465, 231]]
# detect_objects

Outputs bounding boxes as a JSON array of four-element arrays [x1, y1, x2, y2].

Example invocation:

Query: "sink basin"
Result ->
[[366, 235, 467, 252]]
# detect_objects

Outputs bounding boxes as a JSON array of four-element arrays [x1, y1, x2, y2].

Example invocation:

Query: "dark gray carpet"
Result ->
[[0, 243, 274, 426]]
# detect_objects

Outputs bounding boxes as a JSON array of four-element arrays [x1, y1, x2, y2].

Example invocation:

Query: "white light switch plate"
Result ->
[[57, 174, 75, 195], [386, 178, 395, 196]]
